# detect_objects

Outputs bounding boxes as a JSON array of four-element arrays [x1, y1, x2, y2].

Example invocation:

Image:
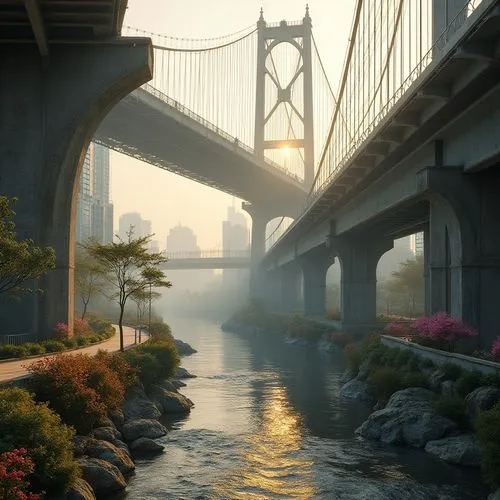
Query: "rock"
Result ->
[[63, 478, 96, 500], [77, 458, 126, 498], [171, 379, 186, 388], [356, 388, 456, 448], [130, 437, 165, 454], [174, 339, 197, 356], [149, 385, 194, 414], [339, 369, 357, 384], [108, 409, 124, 429], [465, 386, 500, 422], [356, 360, 371, 381], [488, 489, 500, 500], [429, 370, 447, 392], [121, 418, 167, 442], [73, 436, 90, 457], [340, 379, 376, 405], [93, 416, 115, 429], [174, 367, 196, 379], [425, 434, 481, 467], [123, 385, 162, 421], [441, 380, 458, 397], [113, 439, 132, 457], [84, 438, 135, 476], [90, 427, 122, 443], [159, 379, 180, 392]]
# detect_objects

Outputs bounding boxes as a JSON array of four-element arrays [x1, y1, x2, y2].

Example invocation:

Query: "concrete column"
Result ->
[[423, 228, 431, 315], [242, 202, 272, 300], [333, 237, 393, 332], [420, 166, 500, 347], [280, 264, 301, 313], [299, 245, 335, 318], [0, 40, 153, 337], [433, 0, 468, 49]]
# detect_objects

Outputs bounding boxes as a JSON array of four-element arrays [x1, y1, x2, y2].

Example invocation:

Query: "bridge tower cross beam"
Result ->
[[254, 6, 315, 187]]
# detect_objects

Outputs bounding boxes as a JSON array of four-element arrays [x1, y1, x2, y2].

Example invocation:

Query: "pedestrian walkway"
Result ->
[[0, 325, 145, 383]]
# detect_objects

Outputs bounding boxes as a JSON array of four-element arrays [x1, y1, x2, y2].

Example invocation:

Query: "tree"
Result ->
[[130, 288, 160, 342], [390, 255, 424, 315], [75, 246, 106, 320], [0, 196, 55, 296], [84, 229, 172, 351]]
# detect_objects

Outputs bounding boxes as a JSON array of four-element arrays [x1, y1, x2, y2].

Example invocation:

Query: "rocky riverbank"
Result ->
[[56, 366, 196, 499]]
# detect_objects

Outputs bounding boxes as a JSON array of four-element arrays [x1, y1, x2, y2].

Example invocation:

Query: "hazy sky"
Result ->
[[110, 1, 355, 250]]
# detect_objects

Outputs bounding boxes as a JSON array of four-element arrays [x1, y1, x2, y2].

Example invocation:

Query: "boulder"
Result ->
[[63, 478, 96, 500], [441, 380, 458, 397], [113, 439, 132, 457], [425, 434, 481, 467], [77, 458, 126, 498], [171, 379, 186, 388], [84, 438, 135, 476], [174, 367, 196, 379], [159, 380, 180, 392], [130, 437, 165, 454], [123, 385, 162, 421], [149, 385, 194, 414], [488, 489, 500, 500], [356, 388, 456, 448], [465, 386, 500, 422], [339, 369, 357, 384], [90, 427, 122, 443], [122, 418, 167, 442], [174, 339, 197, 356], [340, 379, 376, 405], [356, 360, 371, 381], [109, 408, 124, 429], [428, 370, 447, 392], [73, 436, 90, 457]]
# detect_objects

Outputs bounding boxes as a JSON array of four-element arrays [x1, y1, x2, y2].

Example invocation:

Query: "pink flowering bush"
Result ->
[[0, 448, 40, 500], [492, 338, 500, 361], [73, 318, 89, 336], [52, 322, 69, 340], [384, 322, 414, 338]]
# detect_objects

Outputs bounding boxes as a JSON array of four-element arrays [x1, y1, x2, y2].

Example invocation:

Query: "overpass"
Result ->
[[259, 0, 500, 347], [162, 250, 250, 270]]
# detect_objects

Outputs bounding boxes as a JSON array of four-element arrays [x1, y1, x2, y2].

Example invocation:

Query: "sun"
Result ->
[[281, 146, 290, 155]]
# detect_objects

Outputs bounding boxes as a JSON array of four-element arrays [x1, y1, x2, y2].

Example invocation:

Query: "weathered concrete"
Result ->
[[0, 40, 152, 337]]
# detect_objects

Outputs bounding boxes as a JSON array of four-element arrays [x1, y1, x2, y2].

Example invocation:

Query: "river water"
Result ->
[[124, 316, 487, 500]]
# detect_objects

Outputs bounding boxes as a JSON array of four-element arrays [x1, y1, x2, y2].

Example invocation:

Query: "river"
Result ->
[[124, 316, 487, 499]]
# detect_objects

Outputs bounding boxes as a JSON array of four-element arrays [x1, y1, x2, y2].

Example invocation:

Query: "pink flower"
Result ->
[[384, 322, 412, 338], [492, 338, 500, 360], [413, 312, 476, 344]]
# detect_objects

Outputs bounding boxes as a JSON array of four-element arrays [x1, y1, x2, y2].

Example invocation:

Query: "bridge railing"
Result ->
[[165, 249, 250, 260], [0, 333, 38, 346], [139, 83, 302, 184]]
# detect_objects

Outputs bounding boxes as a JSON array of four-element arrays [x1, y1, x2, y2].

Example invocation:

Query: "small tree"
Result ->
[[84, 229, 171, 351], [75, 246, 106, 320], [0, 196, 55, 296], [130, 288, 160, 342], [389, 255, 424, 315]]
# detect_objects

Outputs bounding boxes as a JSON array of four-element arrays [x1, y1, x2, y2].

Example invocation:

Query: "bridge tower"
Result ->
[[254, 6, 315, 188]]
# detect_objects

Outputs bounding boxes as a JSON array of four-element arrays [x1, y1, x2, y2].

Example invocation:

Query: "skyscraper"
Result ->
[[118, 212, 152, 242], [75, 143, 114, 244]]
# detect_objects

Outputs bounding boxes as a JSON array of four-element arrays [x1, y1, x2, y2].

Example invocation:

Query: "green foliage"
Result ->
[[0, 388, 79, 493], [369, 367, 404, 403], [149, 321, 174, 342], [23, 343, 46, 356], [401, 371, 429, 389], [286, 315, 329, 342], [455, 370, 483, 397], [438, 363, 463, 381], [480, 373, 500, 389], [475, 402, 500, 489], [0, 196, 55, 297], [139, 341, 180, 380], [94, 350, 138, 389], [0, 344, 28, 359], [122, 350, 162, 387], [88, 318, 113, 335], [61, 338, 77, 349], [27, 354, 125, 434], [433, 395, 469, 430], [75, 336, 90, 347], [41, 340, 66, 353], [412, 334, 450, 351]]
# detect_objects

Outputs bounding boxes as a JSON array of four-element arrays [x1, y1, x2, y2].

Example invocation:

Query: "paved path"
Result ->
[[0, 325, 145, 383]]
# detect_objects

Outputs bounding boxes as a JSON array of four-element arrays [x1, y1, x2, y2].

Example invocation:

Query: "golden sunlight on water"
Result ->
[[212, 385, 316, 499]]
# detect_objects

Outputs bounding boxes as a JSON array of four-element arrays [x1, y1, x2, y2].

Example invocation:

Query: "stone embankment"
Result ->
[[59, 366, 196, 499]]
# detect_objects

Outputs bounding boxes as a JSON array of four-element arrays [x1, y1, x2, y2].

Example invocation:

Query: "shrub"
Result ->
[[122, 350, 162, 387], [52, 322, 69, 340], [384, 322, 413, 338], [149, 321, 173, 342], [368, 367, 403, 404], [433, 395, 468, 430], [0, 344, 28, 359], [0, 448, 40, 500], [138, 341, 180, 380], [401, 371, 429, 389], [73, 318, 89, 336], [439, 363, 463, 381], [22, 343, 46, 356], [413, 312, 477, 349], [88, 318, 114, 336], [455, 370, 483, 397], [61, 338, 77, 349], [75, 336, 90, 347], [345, 343, 363, 372], [86, 334, 100, 344], [327, 331, 355, 349], [0, 388, 78, 493], [480, 373, 500, 389], [475, 401, 500, 489], [41, 340, 65, 353], [27, 354, 125, 434], [412, 334, 449, 351], [94, 350, 138, 389], [492, 338, 500, 361]]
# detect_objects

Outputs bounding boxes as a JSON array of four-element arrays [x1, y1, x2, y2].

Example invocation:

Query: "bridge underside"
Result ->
[[95, 88, 306, 217]]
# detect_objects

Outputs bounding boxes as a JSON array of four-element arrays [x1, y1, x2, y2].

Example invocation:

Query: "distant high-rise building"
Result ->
[[118, 212, 152, 242], [75, 143, 114, 244], [166, 224, 199, 255], [411, 232, 424, 256]]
